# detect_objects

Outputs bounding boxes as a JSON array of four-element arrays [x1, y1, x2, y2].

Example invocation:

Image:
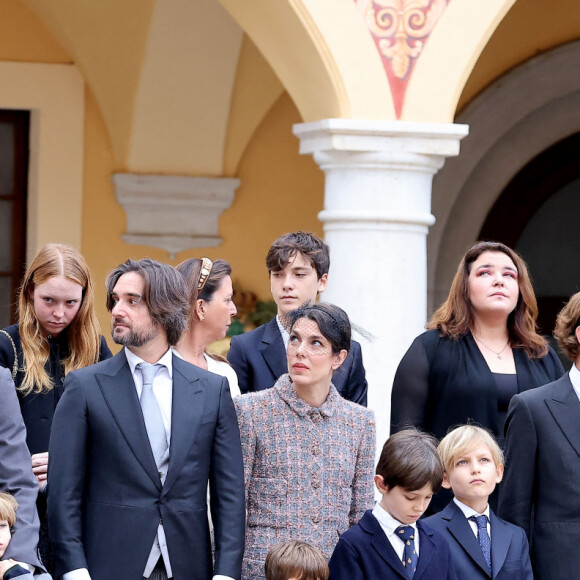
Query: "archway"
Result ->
[[479, 132, 580, 344]]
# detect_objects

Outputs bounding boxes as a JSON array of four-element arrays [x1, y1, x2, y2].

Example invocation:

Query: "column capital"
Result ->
[[113, 173, 239, 259], [293, 119, 469, 172]]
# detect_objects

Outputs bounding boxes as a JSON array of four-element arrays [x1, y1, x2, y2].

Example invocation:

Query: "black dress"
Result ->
[[0, 323, 113, 573], [390, 329, 564, 512]]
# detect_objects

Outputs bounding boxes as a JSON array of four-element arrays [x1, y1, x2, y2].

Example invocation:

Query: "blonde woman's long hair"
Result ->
[[17, 243, 102, 395]]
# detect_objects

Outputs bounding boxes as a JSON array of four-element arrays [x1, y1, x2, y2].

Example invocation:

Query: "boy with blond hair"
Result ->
[[265, 541, 328, 580], [425, 425, 532, 579], [0, 493, 51, 580]]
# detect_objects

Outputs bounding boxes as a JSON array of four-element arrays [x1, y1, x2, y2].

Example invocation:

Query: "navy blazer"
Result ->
[[47, 350, 245, 580], [498, 373, 580, 580], [228, 317, 368, 405], [425, 501, 532, 579], [328, 510, 458, 580]]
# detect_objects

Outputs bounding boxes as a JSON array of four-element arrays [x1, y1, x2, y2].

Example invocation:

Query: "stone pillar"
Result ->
[[293, 119, 468, 452]]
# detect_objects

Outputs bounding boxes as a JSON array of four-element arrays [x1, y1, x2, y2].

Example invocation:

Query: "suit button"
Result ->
[[312, 475, 321, 489], [312, 445, 320, 456], [160, 497, 167, 504], [311, 513, 321, 524]]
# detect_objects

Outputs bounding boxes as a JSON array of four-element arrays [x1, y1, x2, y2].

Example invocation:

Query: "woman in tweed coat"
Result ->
[[235, 303, 376, 580]]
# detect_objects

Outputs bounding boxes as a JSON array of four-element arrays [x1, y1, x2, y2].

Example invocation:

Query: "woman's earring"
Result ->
[[201, 315, 205, 321]]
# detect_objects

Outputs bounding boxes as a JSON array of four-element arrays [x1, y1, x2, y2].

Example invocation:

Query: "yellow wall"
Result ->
[[457, 0, 580, 112], [0, 0, 68, 62], [81, 89, 323, 348]]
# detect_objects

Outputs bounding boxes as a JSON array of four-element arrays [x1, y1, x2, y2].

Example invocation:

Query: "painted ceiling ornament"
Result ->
[[356, 0, 450, 117]]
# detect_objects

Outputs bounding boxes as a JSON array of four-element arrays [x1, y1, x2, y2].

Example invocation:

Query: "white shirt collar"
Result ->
[[124, 346, 173, 378], [372, 502, 418, 537], [453, 497, 490, 520], [569, 363, 580, 403]]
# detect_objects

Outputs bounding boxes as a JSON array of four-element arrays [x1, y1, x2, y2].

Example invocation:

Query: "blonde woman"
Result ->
[[0, 243, 111, 572]]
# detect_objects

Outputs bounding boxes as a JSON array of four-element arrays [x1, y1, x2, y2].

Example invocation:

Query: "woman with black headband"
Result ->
[[174, 257, 240, 397], [235, 303, 375, 580]]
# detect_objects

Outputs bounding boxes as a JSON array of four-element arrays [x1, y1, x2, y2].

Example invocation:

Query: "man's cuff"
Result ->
[[213, 576, 236, 580], [63, 568, 91, 580]]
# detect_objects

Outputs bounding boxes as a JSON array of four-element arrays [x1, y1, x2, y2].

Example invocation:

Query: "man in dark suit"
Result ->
[[498, 291, 580, 580], [228, 231, 367, 405], [48, 259, 245, 580], [0, 367, 43, 574]]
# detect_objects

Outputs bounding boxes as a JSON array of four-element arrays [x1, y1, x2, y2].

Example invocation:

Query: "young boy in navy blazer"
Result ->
[[425, 425, 532, 580], [329, 429, 457, 580]]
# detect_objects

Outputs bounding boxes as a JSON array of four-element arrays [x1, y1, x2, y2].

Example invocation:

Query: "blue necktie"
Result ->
[[395, 525, 418, 579], [470, 515, 492, 572], [138, 363, 168, 468]]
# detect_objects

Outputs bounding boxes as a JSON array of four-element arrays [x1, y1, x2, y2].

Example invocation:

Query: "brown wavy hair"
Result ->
[[428, 241, 548, 358], [18, 243, 102, 395], [554, 292, 580, 361]]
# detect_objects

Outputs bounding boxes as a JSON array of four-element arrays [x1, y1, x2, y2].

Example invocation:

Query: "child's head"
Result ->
[[266, 233, 330, 316], [438, 425, 504, 513], [265, 540, 329, 580], [375, 429, 443, 524], [0, 492, 17, 558]]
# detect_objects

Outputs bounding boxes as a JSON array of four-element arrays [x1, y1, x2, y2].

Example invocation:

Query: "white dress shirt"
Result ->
[[453, 497, 492, 538], [64, 348, 233, 580], [372, 502, 420, 561], [569, 362, 580, 403]]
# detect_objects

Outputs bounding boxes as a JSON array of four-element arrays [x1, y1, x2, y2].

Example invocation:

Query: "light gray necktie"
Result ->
[[138, 362, 168, 468]]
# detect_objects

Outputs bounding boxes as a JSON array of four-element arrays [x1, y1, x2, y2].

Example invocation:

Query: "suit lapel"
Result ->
[[489, 511, 511, 577], [96, 351, 162, 490], [261, 317, 287, 381], [414, 522, 435, 580], [162, 355, 205, 495], [546, 375, 580, 458], [360, 512, 411, 580], [445, 502, 491, 577]]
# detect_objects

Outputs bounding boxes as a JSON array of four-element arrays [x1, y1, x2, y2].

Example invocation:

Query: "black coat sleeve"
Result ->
[[390, 334, 432, 433]]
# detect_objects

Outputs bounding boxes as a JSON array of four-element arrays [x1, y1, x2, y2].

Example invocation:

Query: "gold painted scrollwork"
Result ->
[[358, 0, 448, 79]]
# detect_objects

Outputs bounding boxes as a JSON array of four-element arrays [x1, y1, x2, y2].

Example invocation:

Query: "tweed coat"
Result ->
[[235, 374, 376, 580]]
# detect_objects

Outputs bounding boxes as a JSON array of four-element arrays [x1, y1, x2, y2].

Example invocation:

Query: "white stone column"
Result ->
[[293, 119, 468, 453]]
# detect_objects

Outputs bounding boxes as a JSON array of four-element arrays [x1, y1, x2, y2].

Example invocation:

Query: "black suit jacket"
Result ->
[[425, 501, 533, 579], [228, 317, 368, 405], [47, 350, 245, 580], [498, 373, 580, 580], [0, 368, 43, 570], [328, 510, 457, 580]]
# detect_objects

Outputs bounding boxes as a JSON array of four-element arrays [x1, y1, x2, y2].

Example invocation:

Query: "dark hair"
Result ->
[[376, 429, 444, 492], [105, 259, 189, 346], [266, 231, 330, 280], [265, 541, 329, 580], [176, 258, 232, 310], [554, 292, 580, 361], [428, 240, 548, 358], [287, 303, 351, 354]]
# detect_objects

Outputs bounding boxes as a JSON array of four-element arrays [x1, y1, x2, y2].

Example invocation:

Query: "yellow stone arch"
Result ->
[[403, 0, 517, 121], [219, 0, 395, 121]]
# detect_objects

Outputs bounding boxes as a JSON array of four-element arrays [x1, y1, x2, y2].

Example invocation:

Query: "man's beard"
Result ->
[[112, 322, 157, 348]]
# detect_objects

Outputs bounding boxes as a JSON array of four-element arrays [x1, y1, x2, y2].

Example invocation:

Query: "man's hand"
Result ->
[[31, 452, 49, 490]]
